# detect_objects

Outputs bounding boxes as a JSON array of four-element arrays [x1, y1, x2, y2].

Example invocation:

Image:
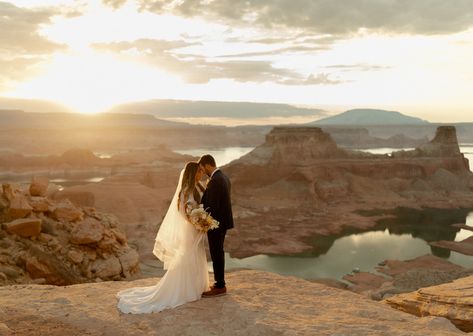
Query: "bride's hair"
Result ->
[[178, 161, 200, 210]]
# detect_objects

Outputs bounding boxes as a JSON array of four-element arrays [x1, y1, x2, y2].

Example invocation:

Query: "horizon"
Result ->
[[1, 1, 473, 122], [2, 97, 473, 126]]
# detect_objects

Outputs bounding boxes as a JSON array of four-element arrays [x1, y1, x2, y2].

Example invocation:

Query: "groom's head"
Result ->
[[198, 154, 216, 177]]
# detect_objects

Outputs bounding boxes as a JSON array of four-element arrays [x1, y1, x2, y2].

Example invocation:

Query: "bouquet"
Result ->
[[187, 203, 219, 233]]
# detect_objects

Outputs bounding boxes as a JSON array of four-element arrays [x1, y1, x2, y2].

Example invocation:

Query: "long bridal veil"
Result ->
[[152, 169, 187, 270]]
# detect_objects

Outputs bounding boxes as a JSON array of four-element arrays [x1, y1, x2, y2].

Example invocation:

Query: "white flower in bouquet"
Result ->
[[188, 204, 219, 232]]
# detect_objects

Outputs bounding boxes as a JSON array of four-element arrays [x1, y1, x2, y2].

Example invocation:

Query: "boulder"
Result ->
[[2, 183, 15, 202], [51, 200, 83, 222], [25, 246, 81, 285], [91, 256, 122, 279], [67, 249, 84, 264], [70, 218, 104, 244], [0, 196, 7, 210], [29, 196, 50, 212], [29, 176, 49, 196], [111, 228, 127, 245], [385, 275, 473, 332], [97, 233, 119, 252], [26, 256, 56, 282], [0, 265, 22, 279], [3, 218, 42, 237], [7, 195, 33, 219], [39, 216, 58, 235], [38, 233, 53, 243], [118, 247, 140, 277]]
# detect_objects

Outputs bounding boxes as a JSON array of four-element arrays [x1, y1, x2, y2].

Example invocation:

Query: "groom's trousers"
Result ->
[[207, 228, 227, 288]]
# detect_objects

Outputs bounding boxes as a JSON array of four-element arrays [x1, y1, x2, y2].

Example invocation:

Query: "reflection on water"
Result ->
[[461, 146, 473, 171], [357, 147, 415, 155], [226, 231, 431, 280], [0, 175, 105, 188], [226, 208, 473, 280], [49, 177, 105, 188], [174, 147, 254, 166]]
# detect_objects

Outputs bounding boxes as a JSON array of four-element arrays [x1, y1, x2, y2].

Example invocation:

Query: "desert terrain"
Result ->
[[2, 110, 473, 332]]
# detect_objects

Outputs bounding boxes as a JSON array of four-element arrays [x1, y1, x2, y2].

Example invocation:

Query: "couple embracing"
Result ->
[[117, 154, 234, 314]]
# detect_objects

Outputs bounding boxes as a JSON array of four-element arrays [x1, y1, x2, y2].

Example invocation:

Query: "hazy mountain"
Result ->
[[0, 110, 187, 129], [311, 109, 430, 125], [0, 97, 72, 113], [108, 99, 325, 119]]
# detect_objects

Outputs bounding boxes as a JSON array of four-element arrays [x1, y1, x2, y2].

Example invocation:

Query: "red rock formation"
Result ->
[[385, 275, 473, 332], [343, 255, 472, 300], [224, 126, 473, 257], [0, 181, 140, 286], [265, 127, 349, 163], [29, 176, 49, 196], [3, 218, 41, 237]]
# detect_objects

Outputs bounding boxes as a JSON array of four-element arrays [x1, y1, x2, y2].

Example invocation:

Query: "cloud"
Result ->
[[0, 2, 64, 55], [93, 38, 192, 54], [0, 2, 65, 88], [102, 0, 128, 10], [94, 38, 344, 86], [135, 0, 473, 36], [325, 64, 392, 72], [281, 73, 345, 86], [0, 57, 45, 91], [210, 47, 320, 59]]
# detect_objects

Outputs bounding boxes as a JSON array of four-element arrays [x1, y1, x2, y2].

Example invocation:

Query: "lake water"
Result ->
[[174, 147, 254, 166], [460, 146, 473, 169], [357, 146, 473, 170], [225, 208, 473, 280]]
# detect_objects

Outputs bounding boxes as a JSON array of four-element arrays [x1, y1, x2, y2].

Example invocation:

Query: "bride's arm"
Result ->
[[178, 193, 191, 221], [182, 194, 199, 224]]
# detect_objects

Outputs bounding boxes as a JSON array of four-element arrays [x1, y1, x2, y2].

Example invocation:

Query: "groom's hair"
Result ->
[[198, 154, 216, 167]]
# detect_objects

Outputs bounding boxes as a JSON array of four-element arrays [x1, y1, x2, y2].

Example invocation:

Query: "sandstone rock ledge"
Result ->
[[385, 275, 473, 333], [0, 270, 464, 336], [0, 181, 139, 286]]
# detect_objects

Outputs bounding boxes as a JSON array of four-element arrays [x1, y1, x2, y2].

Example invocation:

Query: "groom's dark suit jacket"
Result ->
[[202, 170, 234, 230]]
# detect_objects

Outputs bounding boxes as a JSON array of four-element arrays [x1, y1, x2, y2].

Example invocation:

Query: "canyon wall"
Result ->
[[224, 126, 473, 257]]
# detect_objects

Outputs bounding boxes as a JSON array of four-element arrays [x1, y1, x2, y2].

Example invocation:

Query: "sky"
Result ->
[[1, 0, 473, 122]]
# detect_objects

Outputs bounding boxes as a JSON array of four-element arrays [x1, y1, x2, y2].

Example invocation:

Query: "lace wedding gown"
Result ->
[[117, 174, 209, 314]]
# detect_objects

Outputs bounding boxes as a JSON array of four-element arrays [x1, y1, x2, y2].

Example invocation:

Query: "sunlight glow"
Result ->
[[12, 51, 182, 114], [2, 1, 473, 120]]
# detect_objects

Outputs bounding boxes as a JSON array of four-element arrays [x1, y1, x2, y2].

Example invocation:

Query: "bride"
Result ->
[[117, 161, 209, 314]]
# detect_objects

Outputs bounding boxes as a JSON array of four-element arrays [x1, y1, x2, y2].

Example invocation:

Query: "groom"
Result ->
[[198, 154, 234, 297]]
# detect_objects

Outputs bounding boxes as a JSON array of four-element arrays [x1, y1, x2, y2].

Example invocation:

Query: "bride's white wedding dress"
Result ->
[[117, 172, 209, 314]]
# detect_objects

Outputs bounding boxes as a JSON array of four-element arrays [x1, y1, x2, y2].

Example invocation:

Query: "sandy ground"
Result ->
[[0, 270, 464, 336]]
